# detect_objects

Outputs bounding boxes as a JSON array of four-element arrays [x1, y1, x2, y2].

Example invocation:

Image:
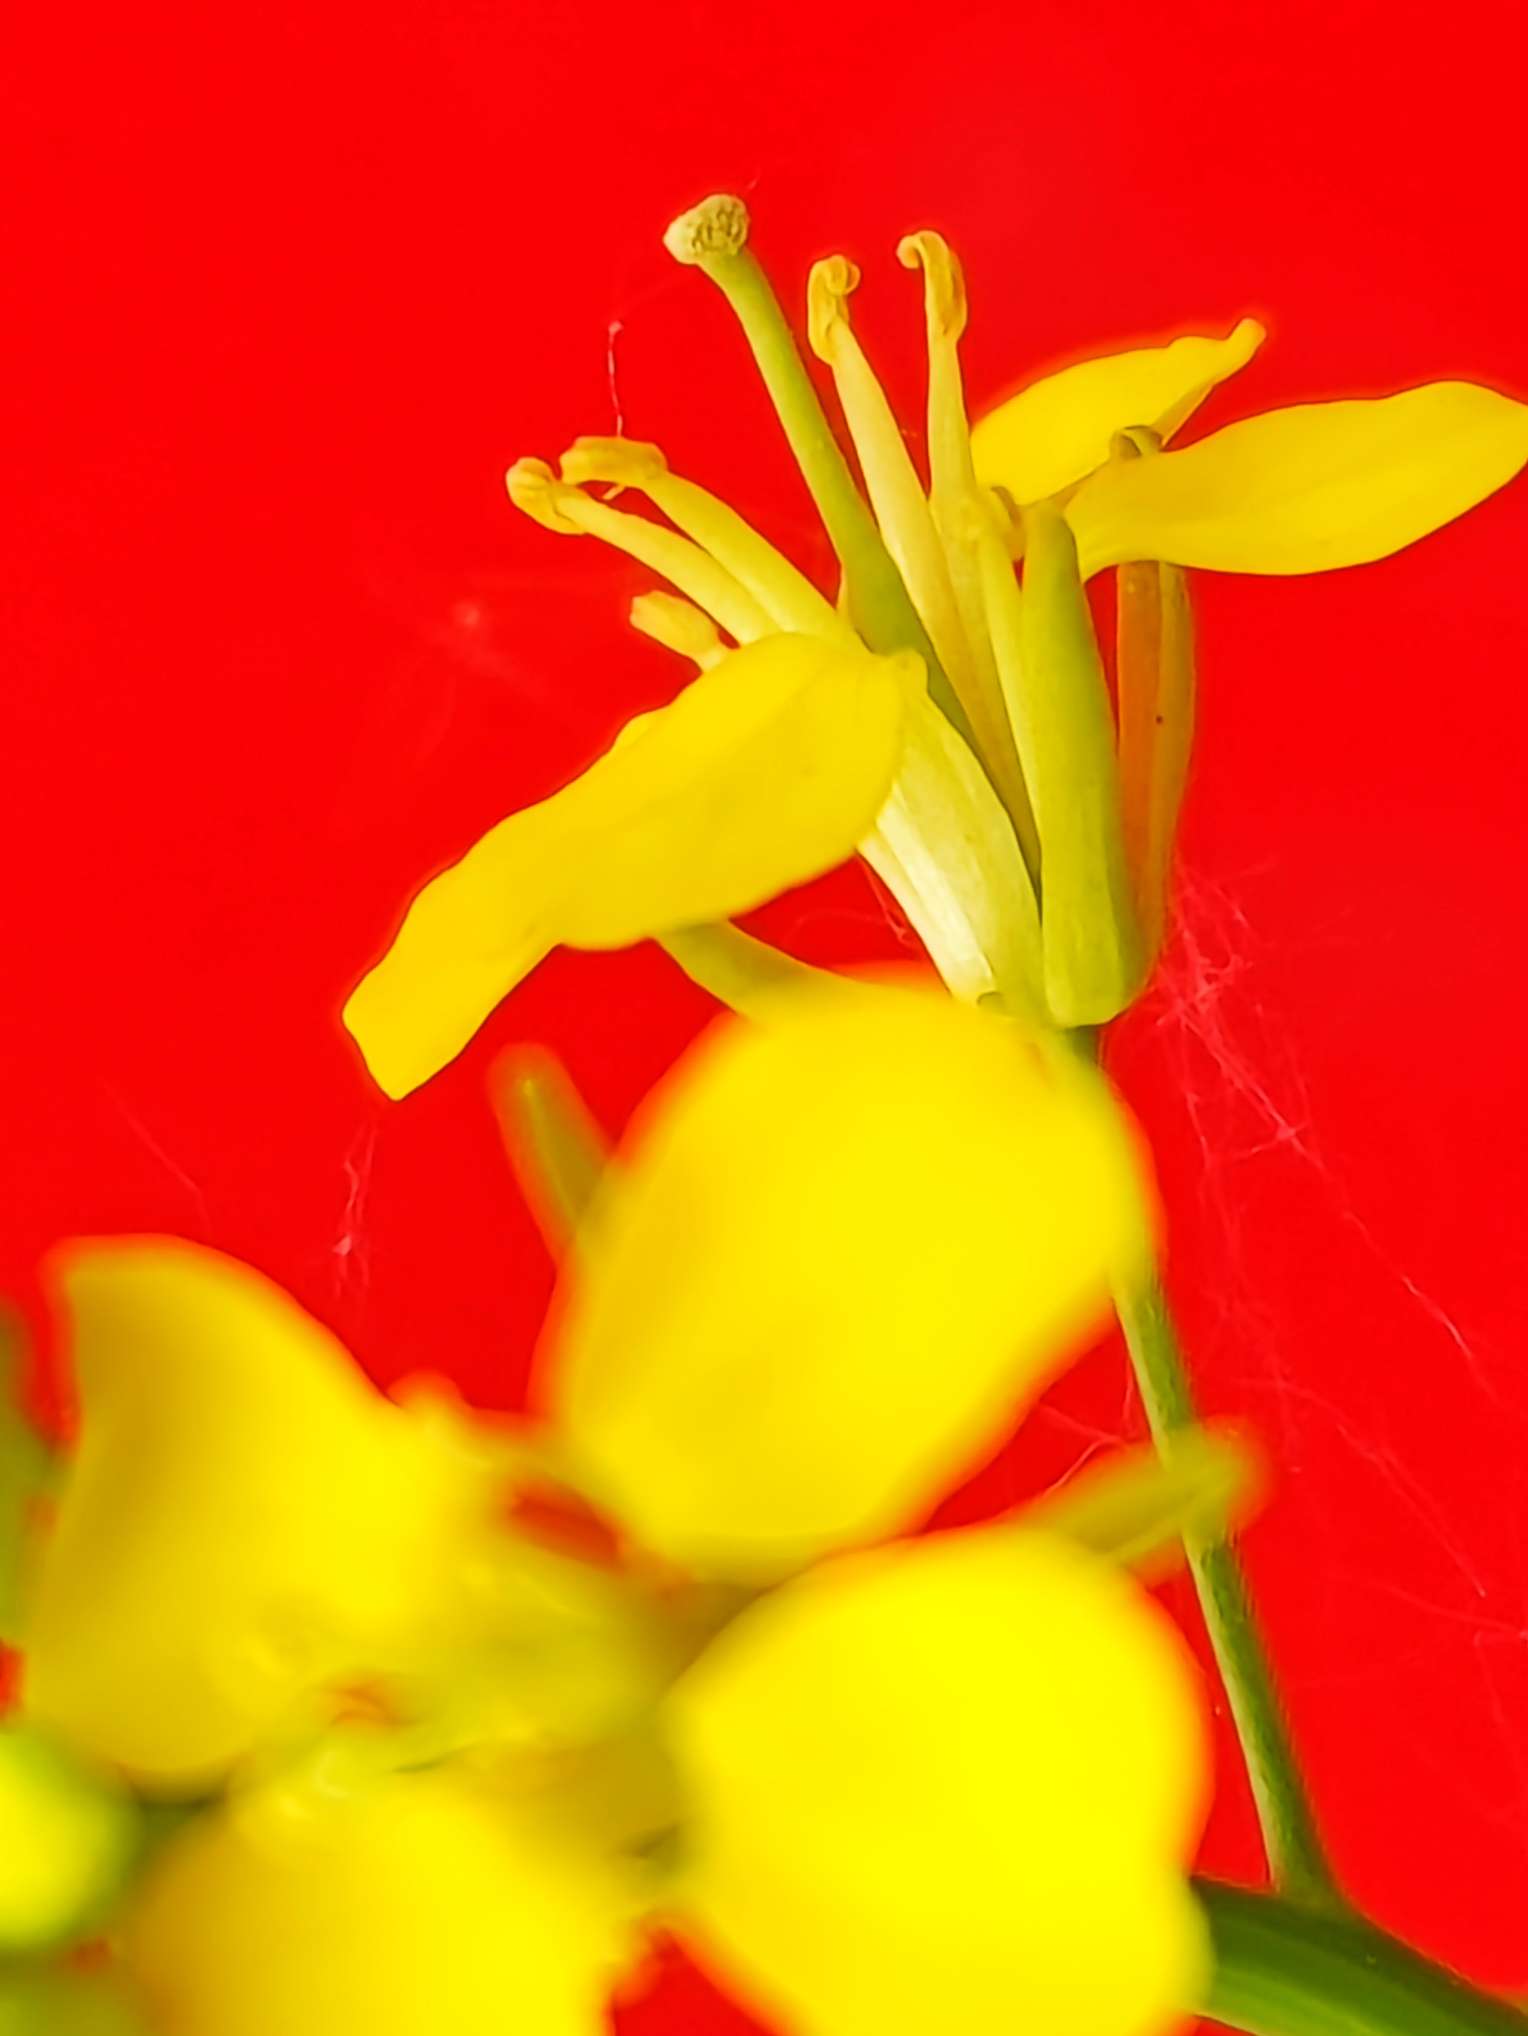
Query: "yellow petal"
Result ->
[[344, 635, 916, 1099], [543, 989, 1152, 1581], [668, 1527, 1209, 2036], [124, 1770, 624, 2036], [972, 321, 1264, 504], [1067, 383, 1528, 576], [23, 1241, 485, 1787]]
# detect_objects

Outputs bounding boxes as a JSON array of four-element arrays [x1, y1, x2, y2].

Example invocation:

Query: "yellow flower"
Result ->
[[345, 196, 1527, 1084], [42, 988, 1208, 2036], [19, 1239, 500, 1789], [124, 1767, 630, 2036]]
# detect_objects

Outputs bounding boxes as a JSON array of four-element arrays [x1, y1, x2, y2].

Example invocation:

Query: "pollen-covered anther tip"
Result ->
[[663, 193, 751, 266], [897, 229, 967, 340], [559, 436, 669, 489], [806, 255, 861, 361], [505, 457, 584, 534]]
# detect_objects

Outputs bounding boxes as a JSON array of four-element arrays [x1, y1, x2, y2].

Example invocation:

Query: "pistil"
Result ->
[[662, 195, 961, 720]]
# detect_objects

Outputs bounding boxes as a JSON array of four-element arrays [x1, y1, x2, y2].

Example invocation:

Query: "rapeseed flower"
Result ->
[[345, 199, 1527, 1094], [8, 990, 1210, 2036]]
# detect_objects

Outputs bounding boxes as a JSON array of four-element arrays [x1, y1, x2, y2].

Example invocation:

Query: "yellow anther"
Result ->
[[663, 193, 751, 267], [506, 458, 584, 535], [806, 256, 861, 363], [560, 438, 669, 490], [897, 231, 967, 342], [630, 592, 728, 669]]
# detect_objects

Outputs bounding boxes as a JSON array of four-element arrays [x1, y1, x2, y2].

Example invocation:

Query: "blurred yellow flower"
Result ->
[[0, 1724, 139, 1953], [20, 1240, 498, 1789], [13, 989, 1208, 2036]]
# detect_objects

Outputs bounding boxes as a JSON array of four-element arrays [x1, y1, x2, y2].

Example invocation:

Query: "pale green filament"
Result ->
[[507, 458, 774, 646], [661, 195, 966, 731], [898, 232, 1041, 880], [629, 591, 728, 668], [806, 256, 981, 702], [656, 923, 840, 1015], [561, 438, 851, 641]]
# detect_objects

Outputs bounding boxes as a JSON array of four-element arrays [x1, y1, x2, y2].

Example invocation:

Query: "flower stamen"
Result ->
[[561, 437, 850, 641], [899, 230, 1041, 877], [506, 458, 774, 645], [661, 195, 960, 716], [628, 591, 728, 669]]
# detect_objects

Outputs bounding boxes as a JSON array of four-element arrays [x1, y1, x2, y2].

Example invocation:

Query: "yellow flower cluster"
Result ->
[[5, 192, 1525, 2036], [7, 990, 1211, 2036]]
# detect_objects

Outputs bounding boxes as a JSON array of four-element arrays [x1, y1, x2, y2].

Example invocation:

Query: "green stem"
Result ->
[[1199, 1881, 1528, 2036], [1114, 1276, 1337, 1904]]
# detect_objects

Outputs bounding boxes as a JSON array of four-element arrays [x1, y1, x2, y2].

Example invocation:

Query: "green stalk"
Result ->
[[1199, 1881, 1528, 2036], [1115, 1277, 1336, 1903]]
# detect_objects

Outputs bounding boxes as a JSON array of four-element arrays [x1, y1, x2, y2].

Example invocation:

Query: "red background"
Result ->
[[6, 0, 1528, 2015]]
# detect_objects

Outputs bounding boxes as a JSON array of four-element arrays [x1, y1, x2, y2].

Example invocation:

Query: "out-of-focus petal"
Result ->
[[0, 1725, 140, 1952], [971, 322, 1264, 504], [1066, 383, 1528, 576], [23, 1241, 485, 1788], [669, 1527, 1208, 2036], [124, 1770, 625, 2036], [343, 634, 917, 1099], [543, 990, 1152, 1581], [0, 1966, 149, 2034]]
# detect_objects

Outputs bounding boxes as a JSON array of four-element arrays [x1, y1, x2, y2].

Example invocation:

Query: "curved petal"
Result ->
[[344, 635, 917, 1099], [543, 990, 1152, 1581], [971, 321, 1264, 504], [124, 1769, 625, 2036], [23, 1241, 486, 1787], [667, 1527, 1209, 2036], [1066, 382, 1528, 576]]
